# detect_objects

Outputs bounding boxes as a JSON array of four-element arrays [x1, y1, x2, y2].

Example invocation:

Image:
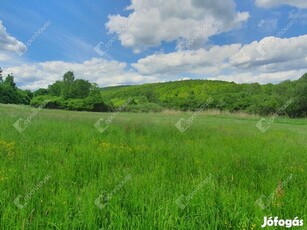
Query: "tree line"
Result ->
[[0, 68, 110, 111], [0, 66, 307, 117]]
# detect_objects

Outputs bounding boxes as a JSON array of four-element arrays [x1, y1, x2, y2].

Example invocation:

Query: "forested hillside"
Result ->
[[100, 73, 307, 117]]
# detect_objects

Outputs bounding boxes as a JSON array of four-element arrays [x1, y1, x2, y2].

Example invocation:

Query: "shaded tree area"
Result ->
[[0, 68, 32, 104]]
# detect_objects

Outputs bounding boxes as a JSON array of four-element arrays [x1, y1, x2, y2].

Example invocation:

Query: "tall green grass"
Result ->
[[0, 104, 306, 229]]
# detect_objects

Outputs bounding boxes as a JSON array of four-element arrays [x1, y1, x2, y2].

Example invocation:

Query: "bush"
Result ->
[[66, 99, 89, 111], [31, 95, 111, 112], [30, 96, 66, 109], [124, 103, 163, 113]]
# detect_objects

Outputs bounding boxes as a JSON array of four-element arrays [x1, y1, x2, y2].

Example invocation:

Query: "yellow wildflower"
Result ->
[[0, 139, 15, 159]]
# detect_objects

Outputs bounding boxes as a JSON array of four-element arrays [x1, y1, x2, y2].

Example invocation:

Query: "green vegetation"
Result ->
[[1, 66, 307, 117], [0, 68, 33, 105], [100, 74, 307, 117], [0, 104, 306, 229], [30, 71, 111, 112]]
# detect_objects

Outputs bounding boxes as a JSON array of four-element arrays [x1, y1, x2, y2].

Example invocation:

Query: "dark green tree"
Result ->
[[287, 76, 307, 117], [71, 79, 91, 99], [33, 88, 49, 97], [0, 67, 3, 83], [63, 71, 75, 82], [61, 71, 75, 99], [48, 81, 63, 96], [4, 74, 17, 90]]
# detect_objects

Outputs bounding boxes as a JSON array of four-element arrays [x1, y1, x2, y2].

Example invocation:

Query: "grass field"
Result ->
[[0, 104, 306, 229]]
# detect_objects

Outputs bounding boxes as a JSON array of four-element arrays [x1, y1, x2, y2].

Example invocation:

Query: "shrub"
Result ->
[[30, 96, 66, 109], [66, 99, 89, 111], [124, 103, 163, 113]]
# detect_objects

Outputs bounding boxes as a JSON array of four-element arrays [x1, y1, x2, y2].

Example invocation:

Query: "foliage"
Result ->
[[0, 73, 31, 105], [31, 71, 109, 112], [1, 66, 307, 117], [30, 95, 66, 109], [100, 74, 307, 117], [124, 103, 163, 113]]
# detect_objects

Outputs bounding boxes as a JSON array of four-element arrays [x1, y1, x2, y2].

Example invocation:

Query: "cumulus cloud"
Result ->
[[106, 0, 249, 52], [0, 20, 26, 54], [132, 35, 307, 83], [255, 0, 307, 9], [133, 45, 241, 76], [230, 35, 307, 71], [3, 58, 159, 90]]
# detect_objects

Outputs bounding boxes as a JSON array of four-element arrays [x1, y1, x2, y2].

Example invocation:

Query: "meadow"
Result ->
[[0, 104, 306, 229]]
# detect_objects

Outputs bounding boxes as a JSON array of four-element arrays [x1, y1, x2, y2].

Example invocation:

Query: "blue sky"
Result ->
[[0, 0, 307, 90]]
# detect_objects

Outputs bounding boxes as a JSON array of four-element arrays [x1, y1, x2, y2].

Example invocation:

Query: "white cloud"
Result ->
[[230, 35, 307, 71], [3, 58, 159, 90], [133, 44, 241, 76], [132, 35, 307, 83], [0, 53, 10, 61], [106, 0, 249, 52], [255, 0, 307, 9], [0, 20, 26, 53]]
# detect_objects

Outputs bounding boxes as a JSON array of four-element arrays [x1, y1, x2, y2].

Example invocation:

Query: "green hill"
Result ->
[[99, 75, 307, 117]]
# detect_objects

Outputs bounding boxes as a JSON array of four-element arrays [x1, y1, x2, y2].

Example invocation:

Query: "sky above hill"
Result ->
[[1, 0, 307, 90]]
